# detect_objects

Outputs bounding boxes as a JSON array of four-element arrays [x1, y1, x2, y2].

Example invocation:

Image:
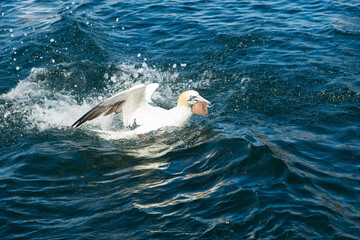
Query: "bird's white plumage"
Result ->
[[72, 83, 210, 135]]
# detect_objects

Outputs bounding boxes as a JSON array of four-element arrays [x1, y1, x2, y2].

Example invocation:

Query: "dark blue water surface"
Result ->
[[1, 0, 360, 239]]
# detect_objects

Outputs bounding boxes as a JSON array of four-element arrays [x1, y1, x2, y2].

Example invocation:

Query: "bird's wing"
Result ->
[[121, 83, 159, 125], [72, 84, 147, 128], [144, 83, 159, 104]]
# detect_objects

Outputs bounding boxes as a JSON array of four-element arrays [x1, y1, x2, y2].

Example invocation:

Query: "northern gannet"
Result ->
[[71, 83, 210, 134]]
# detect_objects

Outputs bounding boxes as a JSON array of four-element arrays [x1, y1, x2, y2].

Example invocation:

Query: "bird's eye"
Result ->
[[189, 95, 196, 100]]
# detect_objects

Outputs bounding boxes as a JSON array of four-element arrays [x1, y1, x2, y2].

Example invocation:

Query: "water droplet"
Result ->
[[172, 64, 177, 69], [51, 59, 55, 63], [15, 66, 20, 70], [180, 63, 187, 67], [137, 53, 141, 57], [116, 18, 119, 22], [50, 38, 55, 43]]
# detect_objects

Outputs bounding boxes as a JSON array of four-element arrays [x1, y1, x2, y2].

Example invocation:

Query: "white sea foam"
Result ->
[[1, 67, 114, 132]]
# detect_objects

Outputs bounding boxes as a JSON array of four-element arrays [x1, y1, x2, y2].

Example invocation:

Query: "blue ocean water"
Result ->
[[1, 0, 360, 239]]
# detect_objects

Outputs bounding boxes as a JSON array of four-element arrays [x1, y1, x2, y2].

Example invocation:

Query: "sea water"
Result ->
[[1, 0, 359, 239]]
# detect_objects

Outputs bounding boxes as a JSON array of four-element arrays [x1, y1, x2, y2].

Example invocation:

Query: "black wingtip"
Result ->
[[71, 122, 79, 128], [71, 119, 82, 128], [71, 100, 126, 128]]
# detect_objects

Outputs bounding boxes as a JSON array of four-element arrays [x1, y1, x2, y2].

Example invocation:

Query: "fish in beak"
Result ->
[[192, 96, 211, 116]]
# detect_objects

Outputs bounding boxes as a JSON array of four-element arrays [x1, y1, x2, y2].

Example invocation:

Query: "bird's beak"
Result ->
[[195, 95, 211, 107]]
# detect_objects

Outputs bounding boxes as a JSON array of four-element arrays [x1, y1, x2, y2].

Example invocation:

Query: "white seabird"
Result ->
[[72, 83, 210, 135]]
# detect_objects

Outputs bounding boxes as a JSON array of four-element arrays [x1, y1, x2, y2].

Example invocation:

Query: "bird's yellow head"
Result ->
[[177, 90, 211, 116]]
